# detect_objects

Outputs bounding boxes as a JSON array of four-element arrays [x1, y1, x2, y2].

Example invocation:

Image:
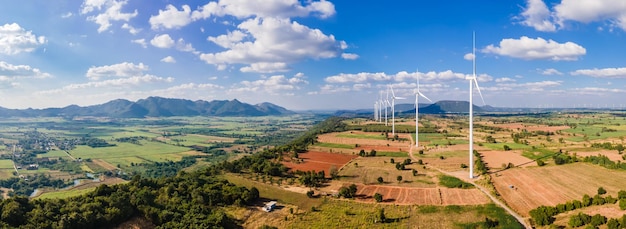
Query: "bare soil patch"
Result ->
[[492, 163, 626, 217], [481, 150, 535, 169], [317, 132, 411, 152], [282, 151, 357, 177], [573, 149, 624, 161]]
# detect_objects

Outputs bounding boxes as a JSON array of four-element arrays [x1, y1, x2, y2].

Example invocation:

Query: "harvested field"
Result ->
[[92, 159, 117, 171], [338, 157, 438, 188], [481, 150, 535, 169], [492, 163, 626, 217], [572, 149, 623, 161], [282, 151, 357, 177], [345, 184, 489, 205]]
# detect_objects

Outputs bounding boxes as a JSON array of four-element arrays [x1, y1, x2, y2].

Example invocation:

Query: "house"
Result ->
[[262, 201, 277, 212]]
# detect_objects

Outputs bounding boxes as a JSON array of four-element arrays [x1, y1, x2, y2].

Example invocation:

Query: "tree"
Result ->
[[619, 199, 626, 210], [329, 165, 339, 179], [390, 158, 395, 164], [418, 150, 424, 155], [377, 208, 386, 223], [503, 145, 511, 151], [412, 169, 418, 176], [536, 159, 546, 166], [374, 193, 383, 202], [607, 218, 621, 229], [306, 190, 314, 198], [377, 177, 384, 184], [396, 175, 403, 183], [598, 187, 607, 195], [359, 149, 366, 157], [369, 149, 377, 157], [395, 163, 405, 170]]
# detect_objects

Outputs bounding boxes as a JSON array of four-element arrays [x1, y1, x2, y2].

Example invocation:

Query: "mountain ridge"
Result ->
[[0, 97, 295, 118]]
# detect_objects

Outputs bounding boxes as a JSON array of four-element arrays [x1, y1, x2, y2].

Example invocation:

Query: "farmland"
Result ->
[[0, 114, 320, 197]]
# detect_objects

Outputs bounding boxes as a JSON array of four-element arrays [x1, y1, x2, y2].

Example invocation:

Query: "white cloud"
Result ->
[[463, 53, 475, 61], [518, 0, 556, 32], [150, 34, 175, 48], [121, 23, 140, 34], [207, 30, 247, 48], [0, 61, 52, 79], [149, 4, 192, 30], [85, 62, 149, 80], [66, 75, 173, 90], [61, 12, 74, 18], [496, 81, 562, 91], [240, 62, 289, 73], [571, 67, 626, 78], [131, 39, 147, 48], [200, 17, 345, 72], [324, 70, 485, 84], [191, 0, 335, 20], [230, 74, 308, 94], [325, 72, 392, 83], [518, 0, 626, 31], [319, 84, 350, 94], [341, 53, 359, 60], [161, 56, 176, 63], [175, 38, 198, 54], [81, 0, 138, 33], [495, 77, 516, 83], [0, 23, 47, 55], [540, 68, 563, 75], [482, 36, 586, 61]]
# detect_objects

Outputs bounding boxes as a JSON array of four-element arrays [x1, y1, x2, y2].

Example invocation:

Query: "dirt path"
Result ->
[[408, 134, 531, 229]]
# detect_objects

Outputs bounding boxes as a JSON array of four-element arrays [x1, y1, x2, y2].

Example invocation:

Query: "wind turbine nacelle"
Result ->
[[466, 76, 477, 80]]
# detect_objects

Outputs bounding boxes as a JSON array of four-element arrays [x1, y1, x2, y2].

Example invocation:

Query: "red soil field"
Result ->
[[316, 132, 411, 153], [346, 184, 489, 205], [282, 151, 357, 177]]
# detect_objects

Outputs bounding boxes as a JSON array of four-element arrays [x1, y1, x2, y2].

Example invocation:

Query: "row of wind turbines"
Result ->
[[373, 33, 484, 179]]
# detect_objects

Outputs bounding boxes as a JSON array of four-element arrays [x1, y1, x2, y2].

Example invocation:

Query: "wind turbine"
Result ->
[[379, 91, 384, 123], [384, 89, 390, 126], [374, 101, 378, 121], [415, 70, 432, 147], [389, 85, 405, 135], [467, 32, 485, 179]]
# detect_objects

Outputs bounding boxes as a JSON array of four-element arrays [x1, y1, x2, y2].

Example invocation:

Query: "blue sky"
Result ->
[[1, 0, 626, 110]]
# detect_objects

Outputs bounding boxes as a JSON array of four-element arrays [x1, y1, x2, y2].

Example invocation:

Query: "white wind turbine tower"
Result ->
[[374, 101, 378, 121], [379, 91, 384, 123], [467, 32, 486, 179], [389, 85, 405, 135], [415, 70, 432, 147], [385, 89, 390, 126]]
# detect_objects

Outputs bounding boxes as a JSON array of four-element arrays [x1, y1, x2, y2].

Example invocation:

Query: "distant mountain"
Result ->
[[416, 100, 483, 114], [0, 97, 294, 118]]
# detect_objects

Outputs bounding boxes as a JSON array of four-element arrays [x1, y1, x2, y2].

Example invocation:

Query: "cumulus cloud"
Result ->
[[540, 68, 563, 75], [463, 53, 475, 61], [230, 74, 308, 94], [161, 56, 176, 63], [240, 62, 289, 73], [518, 0, 626, 31], [64, 75, 173, 90], [324, 70, 485, 84], [149, 4, 192, 30], [518, 0, 556, 32], [150, 34, 175, 48], [571, 67, 626, 78], [482, 36, 586, 61], [496, 80, 562, 92], [86, 62, 149, 80], [191, 0, 335, 20], [81, 0, 138, 33], [495, 77, 516, 83], [200, 17, 345, 73], [0, 61, 52, 79], [0, 23, 47, 55]]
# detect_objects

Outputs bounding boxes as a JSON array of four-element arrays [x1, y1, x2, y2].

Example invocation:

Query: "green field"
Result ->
[[69, 140, 188, 160], [336, 133, 386, 140], [375, 151, 409, 157], [0, 160, 14, 169], [35, 187, 96, 199], [315, 142, 354, 149]]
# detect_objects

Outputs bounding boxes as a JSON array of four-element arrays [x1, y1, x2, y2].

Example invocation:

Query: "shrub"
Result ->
[[306, 190, 314, 198], [536, 159, 546, 166], [619, 199, 626, 210], [374, 193, 383, 202], [377, 177, 384, 184], [598, 187, 607, 195]]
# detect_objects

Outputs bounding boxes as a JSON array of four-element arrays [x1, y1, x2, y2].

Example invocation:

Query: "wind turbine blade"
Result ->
[[473, 79, 485, 105], [395, 96, 406, 100], [418, 92, 432, 102], [390, 85, 396, 98]]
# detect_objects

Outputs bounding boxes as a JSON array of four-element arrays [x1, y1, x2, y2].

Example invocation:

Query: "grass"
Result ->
[[521, 147, 556, 160], [481, 142, 533, 151], [69, 140, 189, 161], [37, 150, 71, 158], [336, 133, 386, 140], [288, 201, 521, 228], [35, 187, 96, 199], [438, 175, 474, 189], [221, 173, 322, 211], [315, 142, 354, 149], [0, 160, 14, 169]]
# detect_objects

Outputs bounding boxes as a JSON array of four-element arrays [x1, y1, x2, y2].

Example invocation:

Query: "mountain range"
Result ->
[[0, 97, 295, 118]]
